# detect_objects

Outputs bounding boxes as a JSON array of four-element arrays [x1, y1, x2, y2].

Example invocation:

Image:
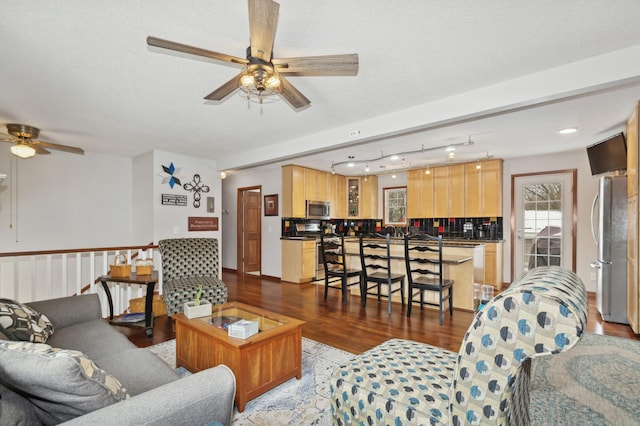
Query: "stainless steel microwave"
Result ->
[[306, 200, 331, 220]]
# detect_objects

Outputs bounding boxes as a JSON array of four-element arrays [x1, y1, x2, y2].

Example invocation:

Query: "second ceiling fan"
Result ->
[[147, 0, 359, 110]]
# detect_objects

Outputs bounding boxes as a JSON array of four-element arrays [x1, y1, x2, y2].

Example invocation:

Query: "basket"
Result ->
[[110, 254, 132, 277], [135, 258, 153, 275]]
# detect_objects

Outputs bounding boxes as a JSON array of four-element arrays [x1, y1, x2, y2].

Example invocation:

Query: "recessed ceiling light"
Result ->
[[558, 127, 578, 134]]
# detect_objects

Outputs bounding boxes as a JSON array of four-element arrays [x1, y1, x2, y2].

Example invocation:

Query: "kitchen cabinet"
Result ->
[[483, 242, 504, 290], [282, 165, 306, 218], [627, 101, 640, 332], [328, 174, 346, 218], [407, 169, 434, 218], [464, 159, 503, 217], [304, 168, 328, 201], [281, 239, 316, 283], [347, 176, 378, 219], [433, 164, 465, 217], [282, 165, 332, 218]]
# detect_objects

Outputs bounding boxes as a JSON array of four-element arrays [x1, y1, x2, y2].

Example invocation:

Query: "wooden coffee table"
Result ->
[[173, 301, 305, 412]]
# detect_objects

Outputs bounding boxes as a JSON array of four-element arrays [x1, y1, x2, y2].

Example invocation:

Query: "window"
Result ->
[[383, 186, 407, 225]]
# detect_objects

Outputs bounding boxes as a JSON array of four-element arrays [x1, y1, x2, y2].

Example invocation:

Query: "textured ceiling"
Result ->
[[2, 1, 640, 175]]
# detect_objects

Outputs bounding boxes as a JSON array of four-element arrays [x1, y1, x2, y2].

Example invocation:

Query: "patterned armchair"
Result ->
[[158, 238, 228, 316], [330, 266, 588, 425]]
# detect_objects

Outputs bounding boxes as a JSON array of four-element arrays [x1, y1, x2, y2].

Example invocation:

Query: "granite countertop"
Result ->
[[281, 235, 503, 246]]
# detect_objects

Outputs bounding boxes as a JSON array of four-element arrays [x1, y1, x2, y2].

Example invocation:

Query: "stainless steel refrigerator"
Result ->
[[590, 175, 629, 324]]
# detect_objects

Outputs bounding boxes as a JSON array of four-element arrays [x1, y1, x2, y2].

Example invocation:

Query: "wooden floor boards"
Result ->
[[122, 269, 640, 353]]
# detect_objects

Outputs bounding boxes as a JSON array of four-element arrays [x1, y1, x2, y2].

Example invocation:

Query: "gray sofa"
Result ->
[[0, 293, 236, 425]]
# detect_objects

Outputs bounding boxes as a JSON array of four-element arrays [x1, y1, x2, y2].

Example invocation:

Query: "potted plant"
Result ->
[[183, 285, 212, 318]]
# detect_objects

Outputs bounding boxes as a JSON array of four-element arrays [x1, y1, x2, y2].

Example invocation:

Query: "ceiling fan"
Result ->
[[0, 124, 85, 159], [147, 0, 359, 110]]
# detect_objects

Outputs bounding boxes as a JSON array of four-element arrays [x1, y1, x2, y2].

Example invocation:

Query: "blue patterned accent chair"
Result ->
[[158, 238, 228, 316], [330, 266, 588, 425]]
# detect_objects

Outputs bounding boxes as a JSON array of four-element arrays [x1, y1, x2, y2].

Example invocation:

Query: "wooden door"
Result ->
[[238, 187, 261, 275]]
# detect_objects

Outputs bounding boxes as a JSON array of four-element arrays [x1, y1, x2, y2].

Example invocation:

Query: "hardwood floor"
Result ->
[[123, 270, 640, 353]]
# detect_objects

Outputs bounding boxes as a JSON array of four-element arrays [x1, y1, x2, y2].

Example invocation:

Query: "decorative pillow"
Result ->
[[0, 340, 130, 425], [0, 298, 54, 342]]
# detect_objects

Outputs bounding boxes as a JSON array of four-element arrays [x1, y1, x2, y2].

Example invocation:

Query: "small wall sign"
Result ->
[[162, 194, 187, 206], [188, 216, 218, 231]]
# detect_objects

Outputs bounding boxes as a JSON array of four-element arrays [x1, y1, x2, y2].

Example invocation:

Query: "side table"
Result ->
[[98, 271, 158, 338]]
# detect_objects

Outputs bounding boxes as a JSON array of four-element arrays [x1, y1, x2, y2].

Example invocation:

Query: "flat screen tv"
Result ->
[[586, 132, 627, 176]]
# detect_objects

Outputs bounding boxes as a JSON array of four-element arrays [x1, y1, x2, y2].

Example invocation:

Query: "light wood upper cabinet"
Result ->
[[347, 176, 379, 219], [407, 169, 423, 218], [304, 168, 328, 201], [464, 159, 503, 217], [334, 175, 346, 218], [282, 165, 352, 219], [327, 174, 347, 218], [282, 165, 306, 217], [434, 164, 465, 217], [407, 169, 434, 219], [360, 175, 379, 219]]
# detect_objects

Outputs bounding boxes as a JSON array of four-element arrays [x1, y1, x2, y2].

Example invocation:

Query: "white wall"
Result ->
[[0, 146, 221, 255], [150, 150, 221, 244], [0, 145, 133, 251], [221, 163, 282, 277], [502, 148, 599, 291]]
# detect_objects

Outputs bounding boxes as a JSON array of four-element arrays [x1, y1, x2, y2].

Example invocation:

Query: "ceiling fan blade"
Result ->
[[248, 0, 279, 62], [35, 141, 84, 155], [31, 143, 51, 155], [273, 54, 359, 76], [147, 36, 248, 66], [0, 133, 16, 142], [279, 76, 310, 110], [204, 73, 242, 101]]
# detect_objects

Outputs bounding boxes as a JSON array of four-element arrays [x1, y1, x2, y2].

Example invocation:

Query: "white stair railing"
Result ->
[[0, 244, 161, 318]]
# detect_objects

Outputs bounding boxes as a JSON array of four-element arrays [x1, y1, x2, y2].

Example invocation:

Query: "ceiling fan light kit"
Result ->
[[10, 143, 36, 159], [147, 0, 358, 110], [238, 63, 283, 104]]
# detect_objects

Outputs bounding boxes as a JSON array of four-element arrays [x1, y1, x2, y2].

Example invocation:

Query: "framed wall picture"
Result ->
[[383, 186, 407, 226], [264, 194, 278, 216], [207, 197, 215, 213]]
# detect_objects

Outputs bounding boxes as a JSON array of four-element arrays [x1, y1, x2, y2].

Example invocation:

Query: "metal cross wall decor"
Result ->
[[183, 174, 210, 207]]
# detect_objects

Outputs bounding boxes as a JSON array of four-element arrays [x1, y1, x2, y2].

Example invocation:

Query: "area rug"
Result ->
[[529, 332, 640, 426], [149, 333, 640, 425], [148, 337, 354, 425]]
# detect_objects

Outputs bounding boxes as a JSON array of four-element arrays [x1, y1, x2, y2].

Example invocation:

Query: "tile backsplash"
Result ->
[[282, 217, 503, 240]]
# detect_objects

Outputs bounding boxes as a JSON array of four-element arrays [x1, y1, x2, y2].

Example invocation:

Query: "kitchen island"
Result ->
[[343, 237, 484, 311]]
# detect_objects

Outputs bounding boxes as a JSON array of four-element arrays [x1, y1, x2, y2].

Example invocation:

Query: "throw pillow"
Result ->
[[0, 340, 130, 425], [0, 298, 54, 343]]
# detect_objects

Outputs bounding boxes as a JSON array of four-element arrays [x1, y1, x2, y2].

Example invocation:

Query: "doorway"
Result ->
[[237, 186, 262, 276], [511, 170, 577, 279]]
